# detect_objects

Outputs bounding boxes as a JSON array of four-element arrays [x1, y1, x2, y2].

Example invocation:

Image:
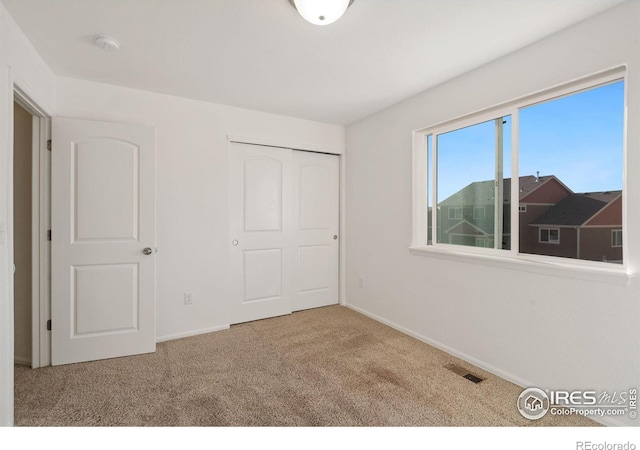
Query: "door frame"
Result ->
[[1, 67, 54, 426], [14, 82, 53, 369], [226, 135, 346, 310]]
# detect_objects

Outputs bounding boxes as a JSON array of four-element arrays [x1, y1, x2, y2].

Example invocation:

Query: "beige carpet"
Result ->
[[14, 305, 597, 427]]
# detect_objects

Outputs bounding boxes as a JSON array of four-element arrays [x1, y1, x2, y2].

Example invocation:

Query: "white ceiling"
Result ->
[[2, 0, 625, 125]]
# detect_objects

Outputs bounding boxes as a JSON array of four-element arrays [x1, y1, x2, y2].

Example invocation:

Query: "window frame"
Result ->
[[410, 67, 628, 279]]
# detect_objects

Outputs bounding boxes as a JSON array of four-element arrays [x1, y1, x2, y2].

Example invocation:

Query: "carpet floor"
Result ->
[[14, 305, 597, 427]]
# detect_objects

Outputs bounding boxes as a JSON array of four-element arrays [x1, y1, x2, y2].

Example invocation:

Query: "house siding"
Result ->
[[520, 178, 571, 204], [525, 226, 578, 259], [585, 196, 622, 226], [580, 227, 623, 262], [519, 204, 554, 254]]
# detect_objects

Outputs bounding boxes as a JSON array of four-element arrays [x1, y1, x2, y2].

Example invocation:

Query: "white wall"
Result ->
[[0, 1, 56, 426], [345, 1, 639, 426], [55, 77, 345, 341]]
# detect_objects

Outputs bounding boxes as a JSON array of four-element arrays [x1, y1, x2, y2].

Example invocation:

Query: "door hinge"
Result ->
[[47, 230, 51, 241], [47, 139, 52, 151], [47, 320, 51, 331]]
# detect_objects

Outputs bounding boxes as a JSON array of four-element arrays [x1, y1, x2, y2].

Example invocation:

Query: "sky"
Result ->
[[433, 80, 624, 202]]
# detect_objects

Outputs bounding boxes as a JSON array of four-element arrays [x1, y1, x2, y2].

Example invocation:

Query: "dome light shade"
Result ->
[[292, 0, 352, 26]]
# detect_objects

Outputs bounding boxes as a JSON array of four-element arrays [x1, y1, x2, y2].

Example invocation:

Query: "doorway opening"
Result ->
[[13, 88, 52, 369]]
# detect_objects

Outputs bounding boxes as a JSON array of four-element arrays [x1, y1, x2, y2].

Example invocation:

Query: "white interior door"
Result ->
[[292, 151, 339, 311], [229, 143, 293, 324], [51, 118, 156, 366]]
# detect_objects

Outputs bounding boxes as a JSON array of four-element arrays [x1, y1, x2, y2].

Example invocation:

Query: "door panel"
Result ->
[[292, 152, 339, 311], [74, 139, 138, 241], [73, 264, 138, 335], [243, 158, 283, 232], [299, 165, 332, 230], [229, 143, 292, 324], [298, 245, 331, 292], [243, 249, 283, 302], [52, 118, 155, 365]]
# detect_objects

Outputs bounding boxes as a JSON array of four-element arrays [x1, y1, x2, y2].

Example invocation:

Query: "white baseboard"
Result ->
[[14, 355, 30, 367], [156, 324, 230, 343], [345, 303, 624, 427]]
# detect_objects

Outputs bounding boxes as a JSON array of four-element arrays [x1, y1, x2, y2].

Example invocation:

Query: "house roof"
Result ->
[[530, 191, 621, 227], [579, 191, 621, 203], [439, 174, 560, 206], [518, 174, 573, 201], [445, 220, 489, 236]]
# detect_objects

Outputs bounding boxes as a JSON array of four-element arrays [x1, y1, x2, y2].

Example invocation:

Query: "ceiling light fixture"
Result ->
[[289, 0, 354, 26], [94, 34, 121, 51]]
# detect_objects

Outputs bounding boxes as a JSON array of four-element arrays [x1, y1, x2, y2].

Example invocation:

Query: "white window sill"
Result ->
[[409, 246, 634, 286]]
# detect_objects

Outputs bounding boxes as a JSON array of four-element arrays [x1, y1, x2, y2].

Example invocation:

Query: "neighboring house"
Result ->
[[437, 178, 509, 249], [528, 191, 622, 262], [517, 174, 574, 251], [437, 174, 571, 250], [438, 174, 622, 262]]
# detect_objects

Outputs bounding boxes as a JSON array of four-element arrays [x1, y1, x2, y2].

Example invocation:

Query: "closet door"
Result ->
[[229, 143, 293, 324], [292, 151, 339, 311]]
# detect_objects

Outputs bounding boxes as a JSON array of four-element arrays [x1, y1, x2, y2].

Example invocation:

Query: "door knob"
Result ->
[[333, 235, 338, 240], [142, 247, 153, 255], [232, 240, 239, 246]]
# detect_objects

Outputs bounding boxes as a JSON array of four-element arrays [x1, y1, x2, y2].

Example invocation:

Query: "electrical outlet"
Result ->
[[184, 292, 193, 305], [358, 278, 365, 288]]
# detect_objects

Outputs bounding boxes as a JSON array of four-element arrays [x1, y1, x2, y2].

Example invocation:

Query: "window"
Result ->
[[448, 207, 462, 220], [434, 115, 511, 250], [412, 69, 625, 269], [539, 228, 560, 244], [612, 230, 622, 247], [518, 80, 623, 262]]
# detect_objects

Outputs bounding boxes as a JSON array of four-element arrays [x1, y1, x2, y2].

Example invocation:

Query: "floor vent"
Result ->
[[444, 363, 485, 384], [462, 373, 484, 384]]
